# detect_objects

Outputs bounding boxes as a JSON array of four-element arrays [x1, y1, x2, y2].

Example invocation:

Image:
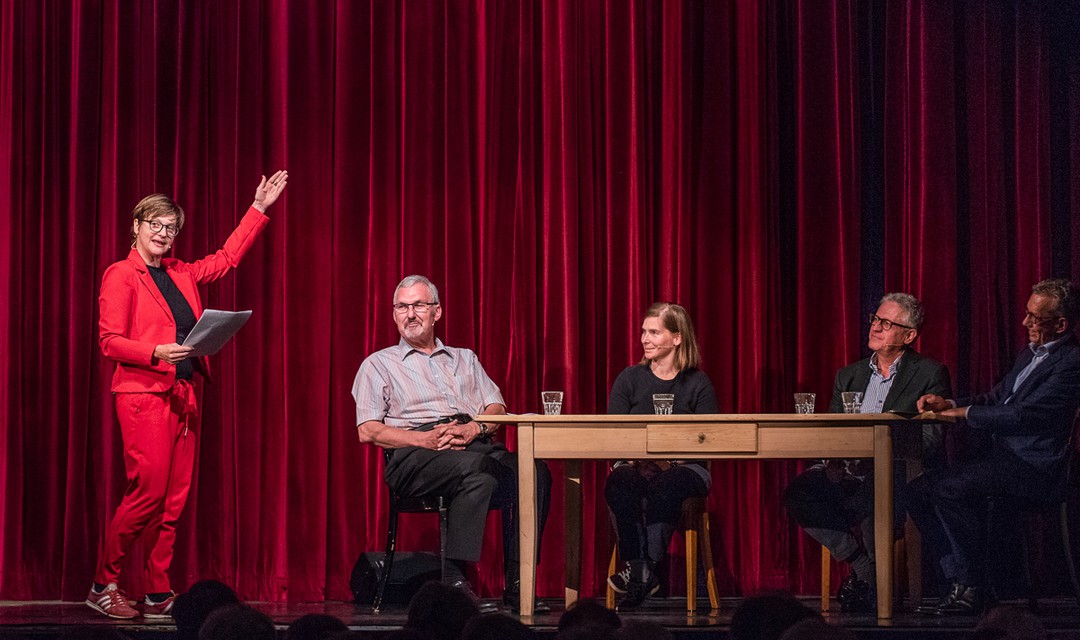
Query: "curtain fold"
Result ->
[[2, 0, 1079, 601]]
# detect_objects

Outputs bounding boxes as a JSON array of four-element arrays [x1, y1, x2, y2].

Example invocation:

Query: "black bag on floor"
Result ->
[[350, 552, 441, 605]]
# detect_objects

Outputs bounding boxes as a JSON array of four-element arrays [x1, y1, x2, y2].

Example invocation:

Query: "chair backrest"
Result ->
[[1063, 409, 1080, 495]]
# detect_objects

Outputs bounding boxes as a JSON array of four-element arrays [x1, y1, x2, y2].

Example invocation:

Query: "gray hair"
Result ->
[[880, 292, 925, 330], [395, 274, 440, 304], [1032, 278, 1079, 327]]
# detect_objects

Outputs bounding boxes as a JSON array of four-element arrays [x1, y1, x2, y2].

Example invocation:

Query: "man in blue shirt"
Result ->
[[784, 293, 951, 612], [914, 279, 1080, 615]]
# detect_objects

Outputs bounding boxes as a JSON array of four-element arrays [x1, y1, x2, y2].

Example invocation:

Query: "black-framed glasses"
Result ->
[[393, 301, 437, 314], [141, 219, 180, 238], [1023, 311, 1060, 324], [868, 313, 914, 332]]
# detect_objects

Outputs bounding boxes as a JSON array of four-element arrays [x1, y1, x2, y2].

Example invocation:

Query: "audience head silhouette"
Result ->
[[173, 580, 242, 640], [198, 605, 275, 640], [461, 612, 534, 640], [404, 581, 481, 640], [286, 613, 349, 640], [730, 593, 821, 640]]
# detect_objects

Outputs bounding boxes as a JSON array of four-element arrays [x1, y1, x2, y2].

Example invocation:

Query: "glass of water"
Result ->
[[794, 393, 816, 414], [541, 391, 564, 415], [652, 393, 675, 415], [841, 391, 864, 414]]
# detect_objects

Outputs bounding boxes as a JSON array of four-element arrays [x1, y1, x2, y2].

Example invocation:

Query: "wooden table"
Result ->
[[483, 412, 946, 619]]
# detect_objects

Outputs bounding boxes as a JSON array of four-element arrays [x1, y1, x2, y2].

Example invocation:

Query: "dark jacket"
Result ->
[[830, 348, 952, 465], [960, 334, 1080, 500]]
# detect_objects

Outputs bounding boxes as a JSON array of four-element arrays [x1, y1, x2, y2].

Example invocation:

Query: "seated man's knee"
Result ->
[[783, 469, 824, 513], [909, 468, 981, 510]]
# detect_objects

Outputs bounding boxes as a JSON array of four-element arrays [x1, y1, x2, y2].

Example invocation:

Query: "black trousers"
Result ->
[[784, 463, 909, 538], [604, 463, 708, 562], [386, 438, 552, 578], [784, 465, 872, 533], [906, 458, 1036, 589]]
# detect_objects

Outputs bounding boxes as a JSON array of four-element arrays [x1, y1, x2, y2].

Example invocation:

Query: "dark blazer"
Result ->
[[960, 334, 1080, 499], [830, 348, 952, 463]]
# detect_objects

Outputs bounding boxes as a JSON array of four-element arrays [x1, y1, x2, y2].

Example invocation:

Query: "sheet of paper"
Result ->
[[182, 309, 253, 358]]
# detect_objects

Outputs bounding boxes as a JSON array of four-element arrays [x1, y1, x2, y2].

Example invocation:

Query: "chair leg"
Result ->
[[1021, 513, 1040, 611], [685, 526, 698, 615], [373, 504, 400, 614], [1060, 501, 1080, 609], [894, 536, 907, 604], [439, 499, 449, 582], [904, 516, 923, 608], [606, 546, 617, 609], [698, 510, 721, 612], [820, 546, 831, 613]]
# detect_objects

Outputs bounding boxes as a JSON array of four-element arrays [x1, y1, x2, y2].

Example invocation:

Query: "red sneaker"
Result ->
[[86, 583, 139, 619], [143, 592, 176, 619]]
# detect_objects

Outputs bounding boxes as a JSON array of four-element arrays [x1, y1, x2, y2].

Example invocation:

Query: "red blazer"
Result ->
[[98, 207, 270, 393]]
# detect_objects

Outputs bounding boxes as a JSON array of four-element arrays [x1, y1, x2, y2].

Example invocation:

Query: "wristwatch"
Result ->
[[477, 422, 490, 438]]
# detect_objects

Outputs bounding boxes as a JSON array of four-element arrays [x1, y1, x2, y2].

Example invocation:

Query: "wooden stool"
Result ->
[[819, 518, 922, 612], [605, 496, 721, 614]]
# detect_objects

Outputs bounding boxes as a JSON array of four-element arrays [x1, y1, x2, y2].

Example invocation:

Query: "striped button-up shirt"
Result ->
[[860, 350, 905, 413], [351, 337, 505, 429]]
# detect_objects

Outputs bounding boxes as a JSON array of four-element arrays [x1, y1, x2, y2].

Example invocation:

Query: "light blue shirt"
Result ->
[[1005, 334, 1070, 404], [860, 350, 906, 413]]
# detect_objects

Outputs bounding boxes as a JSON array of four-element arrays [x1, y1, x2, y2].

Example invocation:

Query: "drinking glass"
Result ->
[[794, 392, 816, 414], [542, 391, 564, 415], [841, 391, 864, 414], [652, 393, 675, 415]]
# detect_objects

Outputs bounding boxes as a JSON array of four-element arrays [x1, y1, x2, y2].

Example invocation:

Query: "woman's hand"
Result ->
[[153, 343, 194, 365], [252, 170, 288, 212]]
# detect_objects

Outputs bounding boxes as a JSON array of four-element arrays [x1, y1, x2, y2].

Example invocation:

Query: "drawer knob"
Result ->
[[697, 432, 706, 443]]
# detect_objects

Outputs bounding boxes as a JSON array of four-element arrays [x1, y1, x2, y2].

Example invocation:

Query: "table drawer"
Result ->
[[646, 423, 758, 454]]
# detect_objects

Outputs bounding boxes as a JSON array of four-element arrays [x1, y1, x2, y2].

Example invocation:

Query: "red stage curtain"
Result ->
[[1, 0, 1079, 602]]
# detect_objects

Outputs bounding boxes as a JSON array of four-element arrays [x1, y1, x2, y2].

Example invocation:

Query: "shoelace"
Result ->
[[97, 589, 126, 610]]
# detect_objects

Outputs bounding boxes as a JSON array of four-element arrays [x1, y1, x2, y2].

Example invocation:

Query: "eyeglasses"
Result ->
[[141, 219, 180, 238], [1024, 311, 1060, 324], [393, 301, 437, 314], [868, 313, 914, 332]]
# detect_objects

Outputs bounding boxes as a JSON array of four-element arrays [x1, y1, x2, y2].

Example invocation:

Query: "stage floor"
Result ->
[[1, 597, 1078, 639]]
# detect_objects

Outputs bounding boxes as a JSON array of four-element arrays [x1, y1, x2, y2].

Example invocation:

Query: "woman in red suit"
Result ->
[[87, 171, 287, 619]]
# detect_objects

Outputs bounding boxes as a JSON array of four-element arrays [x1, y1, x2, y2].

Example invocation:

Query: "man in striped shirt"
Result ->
[[352, 275, 552, 612], [783, 293, 951, 613]]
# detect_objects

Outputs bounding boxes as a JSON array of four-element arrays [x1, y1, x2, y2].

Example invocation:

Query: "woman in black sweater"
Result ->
[[605, 302, 718, 610]]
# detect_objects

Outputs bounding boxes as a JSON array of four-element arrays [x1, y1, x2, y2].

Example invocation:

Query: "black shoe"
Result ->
[[446, 579, 499, 614], [615, 572, 660, 612], [607, 562, 633, 594], [836, 574, 858, 606], [503, 581, 551, 614], [916, 583, 982, 616], [836, 574, 875, 613]]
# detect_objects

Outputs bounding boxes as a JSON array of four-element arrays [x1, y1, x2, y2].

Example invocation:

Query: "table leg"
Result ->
[[564, 460, 582, 607], [874, 424, 894, 619], [518, 422, 537, 617]]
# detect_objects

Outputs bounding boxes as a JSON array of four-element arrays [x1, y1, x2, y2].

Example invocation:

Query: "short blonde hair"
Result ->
[[132, 194, 185, 229], [638, 302, 702, 371]]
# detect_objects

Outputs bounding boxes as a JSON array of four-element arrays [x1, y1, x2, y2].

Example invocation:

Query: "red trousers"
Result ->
[[95, 380, 198, 592]]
